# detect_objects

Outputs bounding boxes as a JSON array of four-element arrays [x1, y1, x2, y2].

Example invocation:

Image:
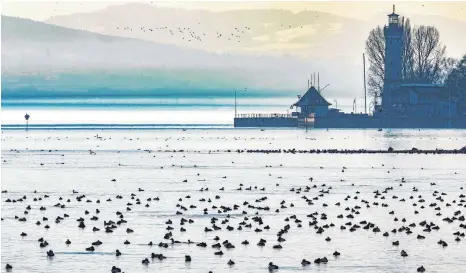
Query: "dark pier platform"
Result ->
[[234, 114, 466, 129]]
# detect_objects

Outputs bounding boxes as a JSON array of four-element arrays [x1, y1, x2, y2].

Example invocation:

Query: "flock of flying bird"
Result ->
[[114, 22, 310, 44], [116, 24, 253, 44]]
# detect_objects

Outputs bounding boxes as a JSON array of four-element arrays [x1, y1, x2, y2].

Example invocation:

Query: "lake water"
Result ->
[[2, 128, 466, 273]]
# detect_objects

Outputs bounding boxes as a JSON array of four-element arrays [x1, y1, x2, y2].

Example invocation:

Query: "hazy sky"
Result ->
[[3, 1, 466, 23]]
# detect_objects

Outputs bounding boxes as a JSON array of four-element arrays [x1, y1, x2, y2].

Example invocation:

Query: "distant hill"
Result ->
[[1, 15, 228, 71], [44, 3, 363, 59], [0, 15, 369, 101]]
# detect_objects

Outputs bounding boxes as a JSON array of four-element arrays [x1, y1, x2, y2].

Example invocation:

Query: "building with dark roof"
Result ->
[[292, 86, 331, 117]]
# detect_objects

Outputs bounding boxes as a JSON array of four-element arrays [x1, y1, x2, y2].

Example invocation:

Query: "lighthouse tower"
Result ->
[[383, 5, 403, 115]]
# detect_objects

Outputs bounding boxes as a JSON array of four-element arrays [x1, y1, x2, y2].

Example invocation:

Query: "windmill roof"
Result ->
[[293, 86, 331, 107]]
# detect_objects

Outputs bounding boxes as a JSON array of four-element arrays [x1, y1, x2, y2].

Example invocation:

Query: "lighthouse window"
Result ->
[[389, 16, 398, 24]]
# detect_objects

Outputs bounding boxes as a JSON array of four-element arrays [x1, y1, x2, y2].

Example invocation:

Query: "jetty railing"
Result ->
[[235, 113, 294, 118]]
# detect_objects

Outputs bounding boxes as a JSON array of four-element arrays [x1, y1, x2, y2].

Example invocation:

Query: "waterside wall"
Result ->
[[315, 116, 380, 128], [380, 117, 466, 128]]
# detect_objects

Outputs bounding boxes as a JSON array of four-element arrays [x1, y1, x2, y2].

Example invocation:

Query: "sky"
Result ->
[[2, 1, 466, 22]]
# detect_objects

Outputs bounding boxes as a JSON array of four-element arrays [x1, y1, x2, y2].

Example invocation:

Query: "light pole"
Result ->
[[363, 53, 367, 114], [234, 88, 247, 118], [234, 89, 237, 118], [449, 88, 451, 128]]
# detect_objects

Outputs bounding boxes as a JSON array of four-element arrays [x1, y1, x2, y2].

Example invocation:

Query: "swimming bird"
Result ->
[[268, 262, 279, 270], [301, 259, 311, 265]]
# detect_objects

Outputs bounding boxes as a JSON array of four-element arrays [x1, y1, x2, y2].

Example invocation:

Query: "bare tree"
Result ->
[[410, 26, 448, 84], [445, 55, 466, 99], [401, 18, 414, 81], [365, 26, 385, 105]]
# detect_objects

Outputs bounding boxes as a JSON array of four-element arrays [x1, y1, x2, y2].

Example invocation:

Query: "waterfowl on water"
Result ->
[[3, 141, 465, 273], [301, 259, 311, 265], [314, 257, 328, 264], [268, 262, 279, 270]]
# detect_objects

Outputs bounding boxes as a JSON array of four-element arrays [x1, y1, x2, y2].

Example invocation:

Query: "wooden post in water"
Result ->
[[24, 113, 30, 131]]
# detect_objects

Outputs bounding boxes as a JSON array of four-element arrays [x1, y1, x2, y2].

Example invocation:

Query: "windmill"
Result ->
[[24, 113, 30, 131]]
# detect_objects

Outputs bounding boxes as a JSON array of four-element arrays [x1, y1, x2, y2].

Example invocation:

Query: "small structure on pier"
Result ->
[[389, 84, 457, 117], [291, 86, 331, 118]]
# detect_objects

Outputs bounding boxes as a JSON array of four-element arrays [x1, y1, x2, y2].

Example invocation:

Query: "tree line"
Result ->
[[365, 17, 466, 108]]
